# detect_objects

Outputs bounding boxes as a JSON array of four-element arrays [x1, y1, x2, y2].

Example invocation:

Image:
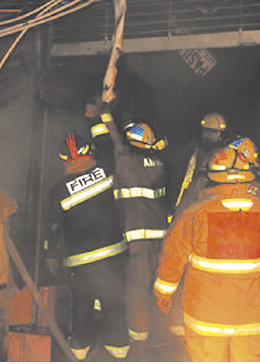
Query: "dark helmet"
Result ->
[[59, 133, 92, 163], [200, 113, 227, 131]]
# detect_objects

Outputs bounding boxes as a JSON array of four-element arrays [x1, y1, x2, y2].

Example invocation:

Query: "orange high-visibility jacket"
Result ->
[[155, 183, 260, 337]]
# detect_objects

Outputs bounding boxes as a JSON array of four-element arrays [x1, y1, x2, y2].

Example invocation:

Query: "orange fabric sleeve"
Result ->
[[157, 211, 193, 286]]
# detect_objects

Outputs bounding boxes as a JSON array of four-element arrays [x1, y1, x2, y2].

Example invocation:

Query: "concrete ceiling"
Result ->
[[49, 0, 260, 55]]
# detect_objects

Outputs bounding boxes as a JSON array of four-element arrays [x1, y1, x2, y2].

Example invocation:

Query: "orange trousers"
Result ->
[[185, 327, 260, 362]]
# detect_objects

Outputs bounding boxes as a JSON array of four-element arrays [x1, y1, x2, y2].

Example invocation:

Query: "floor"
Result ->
[[51, 284, 190, 362]]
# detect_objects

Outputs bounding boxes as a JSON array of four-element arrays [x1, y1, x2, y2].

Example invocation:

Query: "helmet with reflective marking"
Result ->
[[59, 133, 91, 163], [200, 113, 227, 131], [208, 145, 255, 183], [126, 123, 156, 149], [229, 137, 258, 167]]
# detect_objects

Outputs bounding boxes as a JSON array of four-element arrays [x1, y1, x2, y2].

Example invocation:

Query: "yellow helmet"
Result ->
[[229, 138, 258, 166], [126, 123, 156, 149], [200, 113, 227, 131], [208, 146, 255, 183]]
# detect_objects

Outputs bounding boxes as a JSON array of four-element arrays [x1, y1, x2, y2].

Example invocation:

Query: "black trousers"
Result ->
[[68, 254, 129, 349], [125, 239, 163, 335]]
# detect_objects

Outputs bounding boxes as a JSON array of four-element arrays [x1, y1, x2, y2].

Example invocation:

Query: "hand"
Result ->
[[85, 96, 102, 118], [46, 258, 59, 276], [157, 295, 172, 313]]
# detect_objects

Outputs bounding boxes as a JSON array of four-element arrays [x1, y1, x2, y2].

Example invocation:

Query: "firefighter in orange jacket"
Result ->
[[0, 192, 17, 361], [154, 140, 260, 362], [98, 106, 169, 344]]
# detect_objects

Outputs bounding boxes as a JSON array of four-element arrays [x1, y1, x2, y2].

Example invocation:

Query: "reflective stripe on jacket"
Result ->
[[91, 123, 109, 138], [64, 240, 127, 267], [114, 187, 166, 200], [184, 312, 260, 337], [190, 253, 260, 274], [124, 229, 167, 242], [60, 176, 113, 210], [154, 277, 178, 295]]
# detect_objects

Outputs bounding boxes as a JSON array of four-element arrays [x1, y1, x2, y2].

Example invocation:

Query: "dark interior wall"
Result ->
[[0, 31, 46, 283]]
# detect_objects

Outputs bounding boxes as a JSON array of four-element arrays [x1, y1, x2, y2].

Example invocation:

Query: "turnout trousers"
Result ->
[[185, 327, 260, 362], [126, 240, 162, 342], [68, 254, 129, 354]]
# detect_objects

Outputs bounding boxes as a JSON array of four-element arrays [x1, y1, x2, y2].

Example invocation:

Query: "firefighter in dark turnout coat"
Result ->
[[97, 107, 169, 343], [173, 113, 228, 220], [46, 127, 129, 360]]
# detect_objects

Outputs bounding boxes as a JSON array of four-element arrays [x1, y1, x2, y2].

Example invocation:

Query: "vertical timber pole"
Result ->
[[102, 0, 127, 104]]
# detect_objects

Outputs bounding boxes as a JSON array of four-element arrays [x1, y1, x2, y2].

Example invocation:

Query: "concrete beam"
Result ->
[[51, 29, 260, 57]]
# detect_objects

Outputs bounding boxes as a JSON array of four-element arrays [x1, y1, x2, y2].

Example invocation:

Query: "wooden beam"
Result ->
[[51, 29, 260, 57]]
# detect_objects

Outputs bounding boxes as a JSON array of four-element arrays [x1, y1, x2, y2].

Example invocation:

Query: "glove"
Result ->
[[157, 295, 172, 313], [85, 96, 102, 118], [100, 102, 114, 124], [46, 258, 60, 276]]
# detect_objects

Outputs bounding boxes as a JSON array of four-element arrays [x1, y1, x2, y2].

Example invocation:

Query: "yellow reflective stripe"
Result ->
[[124, 229, 167, 242], [184, 312, 260, 337], [191, 253, 260, 274], [70, 346, 90, 360], [114, 187, 166, 199], [59, 153, 68, 160], [221, 198, 253, 211], [81, 144, 90, 155], [128, 328, 148, 341], [91, 123, 109, 138], [104, 345, 130, 359], [100, 112, 113, 123], [227, 174, 246, 181], [61, 176, 113, 211], [154, 277, 178, 295], [94, 298, 102, 311], [64, 240, 127, 267]]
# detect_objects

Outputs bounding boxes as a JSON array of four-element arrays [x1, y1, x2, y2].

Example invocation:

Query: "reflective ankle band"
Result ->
[[70, 346, 90, 360], [104, 345, 130, 358], [128, 328, 148, 341]]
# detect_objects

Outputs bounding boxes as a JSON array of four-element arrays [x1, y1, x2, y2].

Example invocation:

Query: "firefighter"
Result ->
[[154, 142, 260, 362], [173, 112, 227, 220], [98, 105, 169, 347], [45, 128, 130, 360], [0, 192, 17, 361], [166, 113, 228, 338]]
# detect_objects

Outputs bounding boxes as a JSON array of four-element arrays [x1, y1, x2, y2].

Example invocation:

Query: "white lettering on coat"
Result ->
[[66, 167, 106, 195]]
